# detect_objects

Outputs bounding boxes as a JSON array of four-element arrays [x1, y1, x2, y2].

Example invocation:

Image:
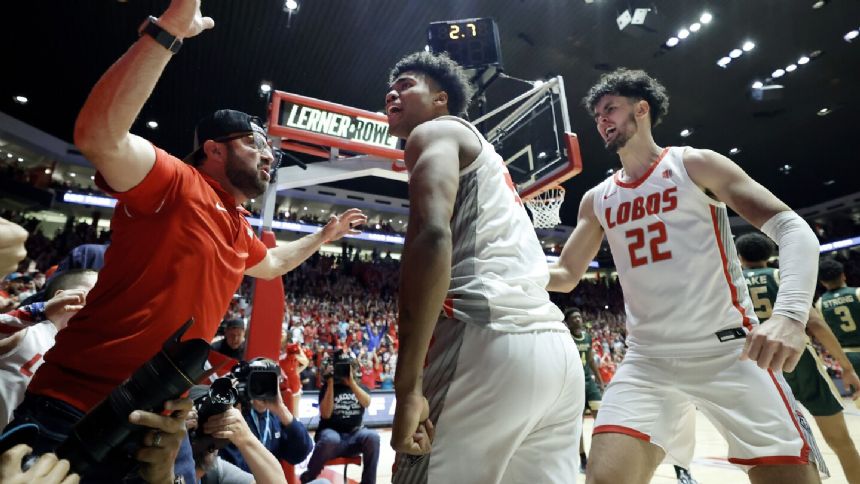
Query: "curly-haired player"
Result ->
[[386, 51, 584, 484], [550, 68, 827, 483]]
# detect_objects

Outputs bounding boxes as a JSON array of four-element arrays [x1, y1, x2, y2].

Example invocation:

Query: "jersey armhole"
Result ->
[[432, 116, 484, 175], [677, 147, 725, 208]]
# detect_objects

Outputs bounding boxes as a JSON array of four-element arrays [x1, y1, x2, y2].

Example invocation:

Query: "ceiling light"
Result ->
[[69, 173, 76, 177], [798, 55, 810, 65], [700, 12, 712, 24], [90, 176, 95, 180], [146, 120, 158, 129], [809, 50, 823, 58], [717, 57, 731, 67], [772, 68, 786, 78], [666, 37, 679, 47], [779, 164, 792, 174], [284, 0, 299, 11], [302, 206, 307, 210], [812, 0, 826, 8], [845, 30, 859, 42], [823, 179, 835, 185], [16, 157, 23, 162], [13, 95, 28, 104], [729, 49, 743, 58], [375, 224, 381, 229], [680, 128, 693, 137], [785, 63, 797, 72], [742, 41, 755, 52], [689, 22, 701, 32], [259, 82, 272, 93], [678, 29, 690, 39], [729, 147, 740, 155], [752, 81, 764, 89], [5, 153, 12, 158], [44, 169, 51, 174], [817, 107, 831, 116]]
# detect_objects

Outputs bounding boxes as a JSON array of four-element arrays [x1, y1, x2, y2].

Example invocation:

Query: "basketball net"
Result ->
[[524, 186, 565, 229]]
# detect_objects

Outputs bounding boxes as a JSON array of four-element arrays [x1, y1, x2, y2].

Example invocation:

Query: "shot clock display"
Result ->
[[427, 18, 502, 69]]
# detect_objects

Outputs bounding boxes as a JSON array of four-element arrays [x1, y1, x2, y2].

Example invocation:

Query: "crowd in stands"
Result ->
[[9, 209, 860, 390]]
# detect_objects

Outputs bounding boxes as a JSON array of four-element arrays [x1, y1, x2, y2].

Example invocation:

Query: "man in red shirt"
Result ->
[[5, 0, 365, 482]]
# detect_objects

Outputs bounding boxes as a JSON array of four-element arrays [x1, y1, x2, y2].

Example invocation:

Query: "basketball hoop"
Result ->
[[524, 186, 565, 229]]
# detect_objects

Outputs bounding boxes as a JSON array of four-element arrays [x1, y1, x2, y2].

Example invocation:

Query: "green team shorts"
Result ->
[[783, 347, 843, 417]]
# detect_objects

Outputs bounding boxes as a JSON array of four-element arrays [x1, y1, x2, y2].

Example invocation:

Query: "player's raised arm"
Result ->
[[548, 188, 605, 293]]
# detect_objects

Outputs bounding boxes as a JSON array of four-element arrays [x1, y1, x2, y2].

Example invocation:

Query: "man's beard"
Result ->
[[225, 147, 268, 199], [605, 113, 637, 153]]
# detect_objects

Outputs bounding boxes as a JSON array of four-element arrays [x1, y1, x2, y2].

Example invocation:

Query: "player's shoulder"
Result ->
[[681, 146, 735, 174], [408, 117, 474, 146]]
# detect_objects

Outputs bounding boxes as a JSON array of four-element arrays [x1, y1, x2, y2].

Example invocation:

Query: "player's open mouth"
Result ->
[[605, 127, 617, 140]]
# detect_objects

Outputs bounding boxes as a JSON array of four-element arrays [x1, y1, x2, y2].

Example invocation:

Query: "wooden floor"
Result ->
[[305, 397, 860, 483]]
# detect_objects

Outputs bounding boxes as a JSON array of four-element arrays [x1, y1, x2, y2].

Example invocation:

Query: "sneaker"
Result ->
[[674, 466, 698, 484]]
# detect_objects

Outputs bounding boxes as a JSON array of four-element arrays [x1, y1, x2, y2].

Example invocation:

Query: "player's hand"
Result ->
[[391, 392, 433, 455], [321, 209, 368, 242], [158, 0, 215, 40], [0, 445, 79, 484], [842, 369, 860, 400], [0, 217, 28, 276], [130, 397, 192, 484], [740, 315, 806, 372]]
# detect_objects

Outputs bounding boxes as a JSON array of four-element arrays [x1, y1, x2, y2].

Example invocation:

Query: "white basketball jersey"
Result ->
[[438, 117, 566, 332], [592, 147, 758, 357], [0, 322, 57, 429]]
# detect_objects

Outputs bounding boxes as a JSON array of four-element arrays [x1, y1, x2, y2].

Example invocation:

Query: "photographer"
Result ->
[[219, 360, 313, 473], [300, 351, 379, 484], [185, 390, 287, 484]]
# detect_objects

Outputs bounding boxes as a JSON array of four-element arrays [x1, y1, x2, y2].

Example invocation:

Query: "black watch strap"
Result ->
[[138, 16, 182, 54]]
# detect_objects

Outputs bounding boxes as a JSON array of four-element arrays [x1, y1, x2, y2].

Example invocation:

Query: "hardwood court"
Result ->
[[307, 397, 860, 483]]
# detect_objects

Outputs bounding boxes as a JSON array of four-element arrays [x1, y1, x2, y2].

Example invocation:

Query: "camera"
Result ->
[[323, 349, 356, 380], [232, 357, 281, 402], [188, 377, 239, 456], [56, 319, 212, 479]]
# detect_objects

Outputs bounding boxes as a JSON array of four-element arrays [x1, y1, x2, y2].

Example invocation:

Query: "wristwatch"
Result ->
[[138, 16, 182, 54]]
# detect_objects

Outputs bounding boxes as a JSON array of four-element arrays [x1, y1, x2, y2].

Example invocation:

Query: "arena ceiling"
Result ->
[[1, 0, 858, 227]]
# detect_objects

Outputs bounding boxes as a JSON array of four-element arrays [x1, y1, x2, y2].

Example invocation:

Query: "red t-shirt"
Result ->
[[29, 148, 268, 411]]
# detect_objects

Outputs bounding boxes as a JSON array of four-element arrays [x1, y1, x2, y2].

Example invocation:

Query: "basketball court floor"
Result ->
[[308, 396, 860, 484]]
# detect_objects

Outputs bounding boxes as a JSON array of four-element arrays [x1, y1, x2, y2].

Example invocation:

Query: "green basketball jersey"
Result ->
[[817, 287, 860, 347], [743, 267, 780, 322], [572, 331, 593, 376]]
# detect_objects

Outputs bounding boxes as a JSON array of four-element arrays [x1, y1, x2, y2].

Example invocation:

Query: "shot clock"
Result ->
[[427, 18, 502, 69]]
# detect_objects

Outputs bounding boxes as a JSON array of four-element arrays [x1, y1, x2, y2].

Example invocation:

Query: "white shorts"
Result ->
[[393, 318, 584, 484], [593, 349, 828, 474]]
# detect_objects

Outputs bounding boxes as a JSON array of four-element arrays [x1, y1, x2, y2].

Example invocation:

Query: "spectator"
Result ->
[[0, 269, 98, 429], [213, 319, 247, 361]]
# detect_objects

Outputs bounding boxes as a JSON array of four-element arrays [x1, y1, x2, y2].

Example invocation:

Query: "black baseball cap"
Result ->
[[183, 109, 266, 163]]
